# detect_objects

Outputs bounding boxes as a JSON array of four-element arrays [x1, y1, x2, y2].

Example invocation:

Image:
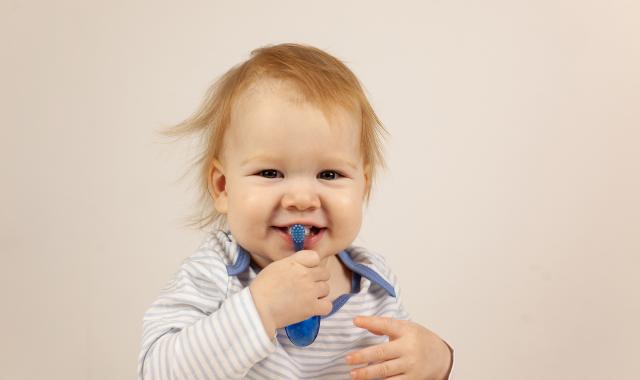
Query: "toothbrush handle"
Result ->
[[285, 315, 321, 347], [285, 230, 321, 347]]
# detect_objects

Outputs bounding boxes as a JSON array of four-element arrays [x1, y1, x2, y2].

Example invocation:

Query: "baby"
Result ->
[[138, 43, 453, 379]]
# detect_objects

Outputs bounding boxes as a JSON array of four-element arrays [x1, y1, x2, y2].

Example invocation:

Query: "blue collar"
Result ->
[[226, 244, 396, 298]]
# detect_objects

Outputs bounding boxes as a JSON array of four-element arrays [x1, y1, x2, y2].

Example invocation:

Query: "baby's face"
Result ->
[[212, 81, 368, 268]]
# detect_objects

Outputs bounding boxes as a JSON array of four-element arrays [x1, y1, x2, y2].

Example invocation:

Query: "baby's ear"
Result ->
[[208, 159, 228, 214]]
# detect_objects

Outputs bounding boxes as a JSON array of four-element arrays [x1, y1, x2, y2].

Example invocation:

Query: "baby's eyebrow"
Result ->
[[333, 159, 358, 170], [241, 153, 358, 170], [241, 153, 279, 166]]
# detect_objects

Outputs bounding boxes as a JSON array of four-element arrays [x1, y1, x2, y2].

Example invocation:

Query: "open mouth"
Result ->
[[275, 225, 324, 236]]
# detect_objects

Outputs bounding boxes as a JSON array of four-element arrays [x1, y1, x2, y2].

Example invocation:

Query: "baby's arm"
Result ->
[[346, 250, 454, 379], [138, 248, 332, 380], [138, 255, 275, 380]]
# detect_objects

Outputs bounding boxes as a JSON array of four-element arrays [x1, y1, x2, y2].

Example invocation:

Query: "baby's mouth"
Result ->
[[274, 225, 323, 236]]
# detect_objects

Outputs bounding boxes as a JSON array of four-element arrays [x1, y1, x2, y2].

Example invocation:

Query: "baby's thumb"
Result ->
[[292, 250, 321, 268]]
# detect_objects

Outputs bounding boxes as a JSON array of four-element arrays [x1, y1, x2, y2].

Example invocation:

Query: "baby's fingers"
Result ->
[[346, 341, 401, 365], [292, 250, 321, 267], [348, 358, 405, 380], [353, 315, 406, 340]]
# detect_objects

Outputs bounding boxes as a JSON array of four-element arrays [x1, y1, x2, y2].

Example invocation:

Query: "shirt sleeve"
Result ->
[[137, 253, 276, 380], [442, 339, 454, 379], [366, 251, 412, 321], [389, 271, 411, 321]]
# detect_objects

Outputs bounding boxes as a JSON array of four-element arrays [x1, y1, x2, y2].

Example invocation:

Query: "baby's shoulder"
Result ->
[[345, 244, 390, 267], [181, 229, 235, 268], [344, 244, 399, 285], [162, 229, 233, 293]]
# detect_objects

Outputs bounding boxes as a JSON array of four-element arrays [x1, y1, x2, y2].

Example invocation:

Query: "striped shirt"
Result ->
[[138, 228, 412, 379]]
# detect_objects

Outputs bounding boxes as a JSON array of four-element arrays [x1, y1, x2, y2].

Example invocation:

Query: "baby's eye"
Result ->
[[318, 170, 342, 180], [258, 169, 282, 179]]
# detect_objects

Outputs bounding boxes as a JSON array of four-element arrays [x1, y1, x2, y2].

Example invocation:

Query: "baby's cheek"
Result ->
[[240, 191, 265, 208], [226, 188, 264, 224], [333, 191, 363, 214], [330, 193, 363, 234], [236, 193, 267, 221]]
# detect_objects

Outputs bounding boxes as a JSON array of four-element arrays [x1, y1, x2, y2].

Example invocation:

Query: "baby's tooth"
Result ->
[[288, 225, 312, 236]]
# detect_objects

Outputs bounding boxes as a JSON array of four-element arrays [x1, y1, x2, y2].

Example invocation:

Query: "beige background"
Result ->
[[2, 1, 639, 379]]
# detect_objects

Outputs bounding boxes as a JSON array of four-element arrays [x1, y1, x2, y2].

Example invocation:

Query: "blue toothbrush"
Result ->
[[284, 224, 321, 346]]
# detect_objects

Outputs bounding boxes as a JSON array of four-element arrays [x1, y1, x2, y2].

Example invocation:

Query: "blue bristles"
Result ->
[[290, 224, 306, 251]]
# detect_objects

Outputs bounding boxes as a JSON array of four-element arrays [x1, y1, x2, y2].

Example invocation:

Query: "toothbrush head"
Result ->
[[288, 224, 306, 251]]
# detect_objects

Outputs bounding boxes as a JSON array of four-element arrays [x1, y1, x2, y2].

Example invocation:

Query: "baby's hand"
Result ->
[[250, 250, 333, 337], [346, 316, 452, 380]]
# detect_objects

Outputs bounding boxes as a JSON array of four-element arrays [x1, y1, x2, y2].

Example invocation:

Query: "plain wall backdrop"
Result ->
[[1, 1, 639, 379]]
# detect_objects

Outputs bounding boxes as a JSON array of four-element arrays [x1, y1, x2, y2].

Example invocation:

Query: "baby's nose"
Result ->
[[281, 182, 321, 211]]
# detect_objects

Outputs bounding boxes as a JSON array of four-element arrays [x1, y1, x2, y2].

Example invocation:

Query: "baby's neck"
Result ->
[[324, 254, 353, 302]]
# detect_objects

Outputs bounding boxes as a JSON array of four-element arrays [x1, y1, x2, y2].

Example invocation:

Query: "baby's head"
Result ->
[[165, 43, 387, 265]]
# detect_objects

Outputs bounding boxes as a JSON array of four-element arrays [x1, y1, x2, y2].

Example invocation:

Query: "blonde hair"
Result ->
[[160, 43, 389, 230]]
